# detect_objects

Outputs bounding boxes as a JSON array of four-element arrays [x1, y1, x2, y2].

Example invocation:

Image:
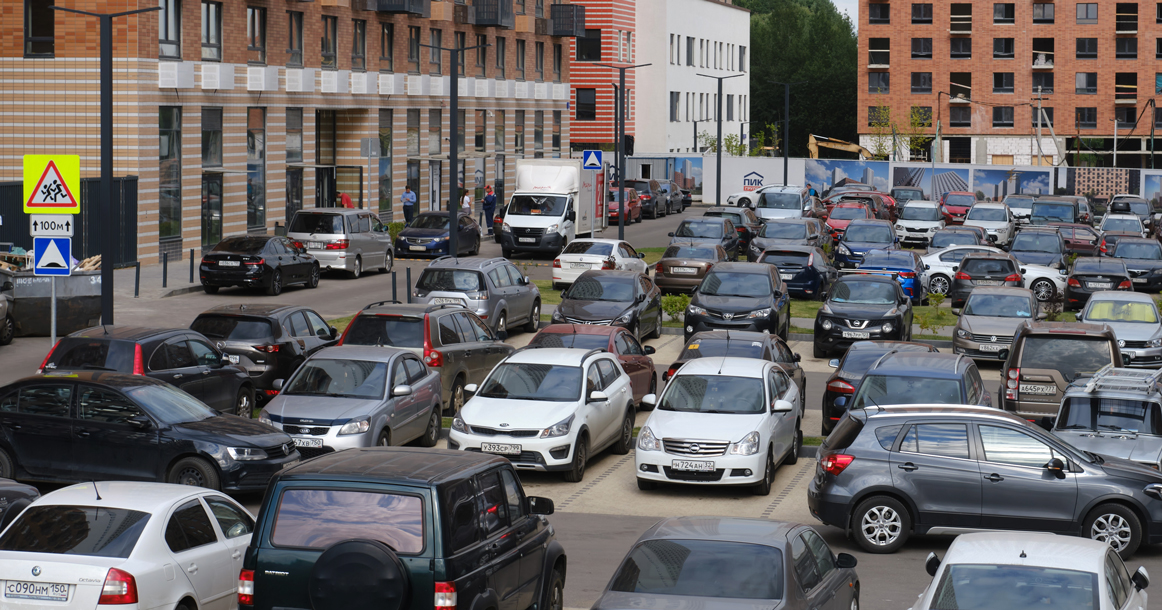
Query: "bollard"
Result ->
[[162, 251, 168, 288], [392, 271, 398, 302], [189, 249, 194, 284], [406, 267, 412, 303], [134, 262, 140, 298]]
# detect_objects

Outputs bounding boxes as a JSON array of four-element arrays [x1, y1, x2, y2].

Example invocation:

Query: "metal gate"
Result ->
[[0, 177, 138, 266]]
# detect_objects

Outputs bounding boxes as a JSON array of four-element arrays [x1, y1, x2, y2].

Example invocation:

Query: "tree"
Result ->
[[865, 100, 893, 160], [698, 131, 748, 156]]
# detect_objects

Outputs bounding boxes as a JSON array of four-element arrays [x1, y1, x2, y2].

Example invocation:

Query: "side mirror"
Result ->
[[1046, 457, 1066, 479], [827, 358, 840, 368], [329, 326, 338, 340], [637, 252, 646, 259], [644, 345, 656, 355], [772, 399, 794, 412], [272, 379, 284, 391], [392, 384, 413, 397], [988, 235, 998, 243], [952, 309, 961, 316], [589, 390, 608, 402], [128, 415, 152, 429], [924, 264, 931, 270], [794, 353, 802, 362], [925, 552, 941, 577], [833, 396, 848, 408], [527, 496, 555, 515], [836, 553, 858, 569], [464, 383, 478, 394], [1133, 566, 1151, 591], [566, 211, 577, 222], [560, 290, 568, 300], [642, 393, 657, 406], [668, 232, 675, 237]]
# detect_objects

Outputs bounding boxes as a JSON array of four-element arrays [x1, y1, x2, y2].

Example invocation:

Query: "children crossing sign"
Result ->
[[24, 155, 80, 214]]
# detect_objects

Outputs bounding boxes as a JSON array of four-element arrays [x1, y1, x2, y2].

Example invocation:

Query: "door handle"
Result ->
[[232, 550, 242, 559], [76, 429, 90, 438], [202, 370, 211, 375], [984, 473, 1004, 482], [464, 351, 473, 357], [897, 462, 918, 471], [187, 564, 197, 574], [173, 374, 183, 379]]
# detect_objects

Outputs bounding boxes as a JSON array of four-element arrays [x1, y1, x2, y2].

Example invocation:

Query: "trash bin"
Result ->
[[12, 270, 102, 337]]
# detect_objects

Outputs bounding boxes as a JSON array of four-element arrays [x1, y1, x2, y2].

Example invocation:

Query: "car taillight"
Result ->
[[655, 262, 664, 273], [1005, 367, 1020, 400], [1100, 239, 1108, 253], [254, 345, 280, 353], [423, 315, 443, 367], [602, 258, 616, 270], [291, 241, 304, 250], [898, 271, 916, 279], [552, 258, 561, 268], [435, 582, 457, 610], [807, 253, 814, 267], [1068, 277, 1081, 287], [1003, 273, 1022, 282], [827, 379, 855, 393], [99, 568, 138, 605], [954, 271, 971, 280], [1119, 280, 1132, 289], [38, 339, 60, 373], [737, 227, 746, 234], [820, 453, 855, 476], [238, 569, 254, 606], [133, 343, 145, 375], [243, 258, 264, 266], [640, 195, 651, 201], [325, 239, 350, 250], [264, 389, 280, 396]]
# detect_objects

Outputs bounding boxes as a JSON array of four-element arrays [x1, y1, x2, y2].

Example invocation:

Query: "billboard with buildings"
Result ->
[[804, 159, 890, 198], [674, 157, 703, 194], [892, 165, 971, 200]]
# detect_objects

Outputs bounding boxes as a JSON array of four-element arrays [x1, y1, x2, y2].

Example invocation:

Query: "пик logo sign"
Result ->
[[743, 171, 764, 192]]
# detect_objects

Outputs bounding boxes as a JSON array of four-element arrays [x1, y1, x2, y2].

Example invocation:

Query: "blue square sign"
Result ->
[[33, 236, 71, 276], [582, 150, 603, 170]]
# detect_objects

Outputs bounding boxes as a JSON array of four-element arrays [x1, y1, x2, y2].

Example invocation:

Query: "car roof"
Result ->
[[944, 191, 975, 196], [945, 532, 1109, 571], [1086, 290, 1155, 304], [507, 347, 606, 365], [66, 325, 184, 341], [1014, 227, 1060, 234], [362, 302, 463, 315], [764, 186, 806, 194], [836, 273, 896, 284], [863, 249, 918, 260], [312, 346, 411, 361], [675, 357, 769, 378], [848, 340, 937, 352], [706, 207, 746, 213], [428, 256, 508, 270], [869, 352, 968, 376], [1114, 237, 1157, 245], [846, 219, 893, 228], [295, 208, 364, 216], [36, 481, 215, 513], [863, 404, 1029, 424], [966, 286, 1033, 297], [972, 202, 1007, 208], [1104, 214, 1141, 221], [834, 201, 870, 208], [17, 371, 177, 389], [278, 447, 508, 485], [707, 261, 770, 274], [200, 304, 300, 316], [642, 516, 799, 546], [1017, 320, 1113, 336]]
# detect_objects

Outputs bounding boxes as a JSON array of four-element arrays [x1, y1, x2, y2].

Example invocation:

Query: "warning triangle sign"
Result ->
[[37, 239, 68, 269], [26, 161, 79, 208]]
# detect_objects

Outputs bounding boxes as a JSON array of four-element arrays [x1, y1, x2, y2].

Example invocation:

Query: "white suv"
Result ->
[[450, 347, 636, 482], [894, 201, 946, 247], [963, 201, 1016, 247], [635, 357, 802, 495]]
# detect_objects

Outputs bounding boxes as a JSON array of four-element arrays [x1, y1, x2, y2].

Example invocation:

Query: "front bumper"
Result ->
[[896, 230, 935, 245], [952, 336, 1012, 360], [448, 429, 577, 471], [220, 452, 301, 492], [1129, 275, 1162, 292], [814, 320, 904, 351], [834, 253, 864, 268], [500, 231, 567, 253], [1119, 346, 1162, 368], [684, 314, 777, 341], [396, 240, 451, 258], [271, 421, 378, 454], [635, 449, 766, 486]]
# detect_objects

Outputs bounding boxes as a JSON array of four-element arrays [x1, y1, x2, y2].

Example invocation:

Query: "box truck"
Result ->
[[500, 159, 606, 257]]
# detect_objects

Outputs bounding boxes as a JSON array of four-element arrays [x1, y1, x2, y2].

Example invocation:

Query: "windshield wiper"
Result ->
[[1058, 424, 1090, 429], [1099, 424, 1135, 433]]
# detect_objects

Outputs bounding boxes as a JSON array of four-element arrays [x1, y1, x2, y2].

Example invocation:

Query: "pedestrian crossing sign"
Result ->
[[582, 150, 603, 170], [33, 237, 72, 276], [24, 155, 80, 214]]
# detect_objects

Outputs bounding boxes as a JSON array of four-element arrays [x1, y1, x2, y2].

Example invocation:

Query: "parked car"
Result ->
[[623, 179, 669, 218], [655, 180, 685, 214], [1110, 196, 1155, 235], [920, 244, 1003, 297], [830, 193, 890, 221], [813, 274, 915, 358], [412, 257, 541, 335], [1065, 258, 1133, 310], [1101, 213, 1148, 239], [288, 208, 393, 278], [928, 228, 989, 251], [1054, 366, 1162, 470], [947, 252, 1025, 309], [0, 482, 256, 610], [834, 219, 898, 268], [191, 304, 338, 405], [703, 206, 763, 251], [527, 324, 658, 404], [1007, 227, 1067, 269], [683, 262, 792, 342], [664, 331, 804, 398], [1023, 263, 1070, 302], [1003, 193, 1037, 224], [679, 187, 693, 208], [0, 477, 37, 529], [669, 217, 740, 260], [551, 238, 648, 289], [854, 249, 926, 302], [809, 404, 1162, 557], [1052, 222, 1102, 255], [1109, 237, 1162, 292], [636, 358, 801, 494], [1078, 199, 1094, 224], [758, 246, 837, 300], [653, 243, 729, 294], [952, 286, 1043, 361], [962, 202, 1016, 247], [200, 236, 320, 296], [338, 302, 513, 414], [240, 447, 564, 610], [891, 187, 925, 205], [840, 351, 992, 413], [41, 326, 257, 415], [492, 201, 507, 243], [607, 187, 642, 225], [938, 191, 977, 225], [450, 347, 636, 482], [821, 341, 939, 435], [1029, 197, 1081, 226], [551, 270, 663, 341], [892, 201, 944, 246], [745, 185, 809, 220], [825, 202, 874, 241], [1080, 291, 1162, 368], [394, 212, 482, 258], [1001, 321, 1124, 418], [0, 372, 296, 489], [749, 218, 833, 260]]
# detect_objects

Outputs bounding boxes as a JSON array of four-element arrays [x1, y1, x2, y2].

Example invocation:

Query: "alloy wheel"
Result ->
[[928, 275, 950, 296], [1031, 279, 1054, 302], [453, 384, 465, 413], [1091, 513, 1133, 551], [861, 505, 903, 546]]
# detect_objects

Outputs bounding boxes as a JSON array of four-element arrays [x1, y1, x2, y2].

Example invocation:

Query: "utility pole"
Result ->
[[1113, 117, 1119, 167], [1035, 86, 1046, 166], [698, 73, 745, 205], [596, 62, 650, 240], [770, 80, 808, 186]]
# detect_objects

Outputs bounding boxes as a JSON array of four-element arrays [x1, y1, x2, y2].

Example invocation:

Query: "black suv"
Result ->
[[623, 179, 668, 218], [813, 274, 914, 358], [683, 262, 791, 342], [241, 447, 565, 610]]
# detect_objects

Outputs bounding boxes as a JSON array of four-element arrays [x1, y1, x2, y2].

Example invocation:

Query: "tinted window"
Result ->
[[792, 535, 821, 590], [416, 269, 484, 292], [830, 206, 869, 220], [875, 424, 904, 449], [124, 384, 215, 424], [409, 214, 450, 230], [675, 220, 724, 239], [565, 275, 635, 302], [213, 237, 270, 254], [191, 316, 275, 341], [289, 313, 311, 337], [290, 213, 345, 234], [563, 241, 614, 256], [1018, 336, 1113, 380], [17, 385, 72, 418], [979, 425, 1058, 467], [438, 316, 462, 345], [597, 359, 620, 387], [477, 471, 509, 537], [763, 223, 807, 239], [931, 564, 1096, 609], [345, 315, 424, 348], [1010, 233, 1062, 253], [272, 489, 424, 553], [663, 245, 717, 259], [829, 281, 896, 305], [699, 271, 772, 298], [404, 358, 426, 383], [760, 251, 811, 268], [528, 332, 609, 350], [188, 340, 221, 367], [443, 479, 479, 553], [844, 224, 894, 243], [611, 539, 784, 600], [960, 258, 1016, 276], [205, 497, 254, 539], [899, 424, 970, 459], [504, 265, 525, 286], [802, 531, 836, 580], [77, 387, 142, 424], [852, 375, 963, 408], [165, 341, 197, 369], [47, 339, 135, 373], [283, 359, 388, 399], [165, 500, 219, 553], [0, 506, 149, 558]]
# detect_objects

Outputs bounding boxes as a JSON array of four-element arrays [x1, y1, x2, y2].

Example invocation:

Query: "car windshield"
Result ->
[[416, 269, 483, 292], [1010, 234, 1061, 253], [931, 232, 978, 249], [214, 237, 269, 254], [680, 339, 764, 360], [830, 206, 868, 220], [705, 211, 743, 225], [851, 375, 963, 408], [760, 251, 811, 268], [565, 276, 635, 302], [564, 241, 614, 256], [862, 252, 915, 268], [900, 206, 941, 221], [660, 375, 767, 413], [1114, 242, 1162, 260], [0, 506, 150, 558], [1004, 196, 1036, 210], [966, 207, 1007, 222], [894, 189, 924, 202], [508, 194, 568, 216], [123, 384, 217, 424], [945, 194, 975, 207], [676, 221, 723, 238], [1128, 201, 1151, 216], [762, 223, 807, 239], [282, 359, 389, 399], [1084, 300, 1160, 323], [830, 281, 896, 304], [1019, 336, 1113, 382], [344, 315, 424, 348], [663, 245, 717, 259], [477, 363, 582, 401], [964, 294, 1034, 318], [844, 224, 894, 243], [1031, 204, 1073, 222], [699, 271, 772, 297], [527, 333, 611, 349], [271, 489, 423, 553], [409, 215, 450, 230], [610, 539, 784, 600], [290, 213, 344, 234], [758, 193, 801, 209], [1104, 217, 1143, 233], [1059, 396, 1160, 434], [929, 564, 1097, 610], [191, 316, 274, 341]]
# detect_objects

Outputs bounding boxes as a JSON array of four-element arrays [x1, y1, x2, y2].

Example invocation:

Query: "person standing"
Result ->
[[338, 191, 354, 209], [400, 185, 416, 224], [482, 185, 497, 235], [461, 186, 473, 215]]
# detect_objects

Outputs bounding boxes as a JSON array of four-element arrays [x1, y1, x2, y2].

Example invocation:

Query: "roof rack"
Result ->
[[1080, 365, 1162, 394]]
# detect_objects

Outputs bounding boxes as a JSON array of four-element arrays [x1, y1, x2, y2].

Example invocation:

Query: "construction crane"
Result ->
[[808, 134, 873, 160]]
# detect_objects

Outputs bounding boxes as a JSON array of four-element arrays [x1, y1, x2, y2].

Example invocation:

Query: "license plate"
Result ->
[[4, 581, 69, 602], [292, 437, 323, 448], [1134, 278, 1147, 283], [671, 459, 715, 472], [481, 443, 521, 455], [1019, 384, 1056, 395], [570, 262, 590, 269], [975, 280, 1004, 286], [409, 246, 426, 251], [672, 267, 697, 274], [842, 331, 871, 339], [519, 237, 537, 243], [432, 298, 463, 305], [226, 355, 240, 364], [218, 260, 240, 267], [308, 241, 324, 249], [979, 344, 1004, 352], [1087, 282, 1112, 289], [780, 273, 794, 280]]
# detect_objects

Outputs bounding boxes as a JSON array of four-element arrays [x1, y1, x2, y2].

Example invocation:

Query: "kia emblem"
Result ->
[[499, 423, 510, 427], [32, 566, 41, 577]]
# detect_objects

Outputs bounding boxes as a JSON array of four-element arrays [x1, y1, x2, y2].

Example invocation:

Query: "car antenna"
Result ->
[[92, 481, 102, 501]]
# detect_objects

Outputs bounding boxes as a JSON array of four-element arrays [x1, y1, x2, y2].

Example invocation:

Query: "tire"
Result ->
[[1085, 503, 1142, 559], [752, 450, 773, 496], [447, 376, 467, 416], [651, 205, 659, 220], [418, 408, 440, 447], [524, 300, 541, 333], [309, 540, 409, 610], [494, 311, 507, 336], [637, 478, 658, 491], [642, 374, 657, 411], [785, 425, 802, 465], [0, 316, 14, 346], [167, 457, 221, 490], [611, 409, 634, 455], [629, 321, 640, 342], [635, 209, 643, 223], [927, 274, 951, 296], [306, 264, 320, 288], [202, 284, 220, 295], [563, 435, 588, 482], [469, 236, 480, 256], [502, 248, 513, 258], [648, 310, 663, 339], [1031, 278, 1055, 302], [852, 495, 911, 553], [544, 567, 565, 610], [235, 386, 255, 417], [379, 251, 393, 273], [739, 198, 751, 208], [266, 270, 283, 296], [850, 588, 860, 610], [376, 429, 391, 447], [350, 256, 363, 279], [813, 341, 827, 359], [0, 446, 14, 479]]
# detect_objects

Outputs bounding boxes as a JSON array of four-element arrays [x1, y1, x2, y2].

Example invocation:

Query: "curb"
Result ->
[[803, 445, 819, 458], [161, 285, 204, 299]]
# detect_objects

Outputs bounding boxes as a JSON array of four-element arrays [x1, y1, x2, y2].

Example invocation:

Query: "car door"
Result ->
[[976, 424, 1078, 531], [72, 384, 160, 480], [475, 469, 525, 610], [889, 422, 983, 527], [583, 362, 614, 446], [768, 369, 795, 456], [187, 337, 237, 413], [302, 309, 339, 354], [0, 384, 74, 478], [386, 361, 414, 443], [150, 339, 206, 401], [597, 359, 631, 444], [801, 529, 852, 610], [436, 313, 469, 384], [643, 275, 663, 335], [285, 310, 317, 358], [365, 214, 387, 266], [203, 494, 255, 604], [503, 264, 534, 324], [463, 313, 511, 378], [458, 216, 475, 254], [164, 499, 233, 610], [722, 220, 739, 257], [500, 468, 545, 610], [775, 340, 805, 399], [404, 356, 438, 439], [613, 332, 650, 401], [790, 533, 831, 610], [354, 214, 374, 261], [282, 236, 312, 280], [266, 239, 293, 282], [621, 242, 647, 274]]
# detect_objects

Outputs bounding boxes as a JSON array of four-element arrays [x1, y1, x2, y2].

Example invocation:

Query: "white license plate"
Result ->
[[570, 262, 590, 269], [842, 331, 871, 339], [218, 260, 240, 267], [780, 273, 794, 280], [519, 237, 537, 243], [431, 298, 463, 305], [672, 267, 697, 274], [1087, 282, 1112, 289], [292, 437, 323, 448], [308, 241, 324, 249], [671, 459, 715, 472], [481, 443, 521, 455], [975, 280, 1004, 286], [1019, 384, 1057, 395], [4, 581, 69, 602], [409, 246, 426, 251], [979, 344, 1004, 352], [226, 355, 240, 364], [1134, 278, 1148, 283]]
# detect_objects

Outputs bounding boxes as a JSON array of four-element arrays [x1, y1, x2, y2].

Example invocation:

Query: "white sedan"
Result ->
[[920, 244, 1066, 302], [552, 238, 649, 289], [0, 482, 254, 610]]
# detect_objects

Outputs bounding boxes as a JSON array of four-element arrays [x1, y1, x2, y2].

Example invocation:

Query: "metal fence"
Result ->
[[0, 177, 138, 266]]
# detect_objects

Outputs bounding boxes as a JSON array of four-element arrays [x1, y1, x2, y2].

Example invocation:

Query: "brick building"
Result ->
[[5, 0, 582, 263], [857, 0, 1162, 167], [566, 0, 636, 150]]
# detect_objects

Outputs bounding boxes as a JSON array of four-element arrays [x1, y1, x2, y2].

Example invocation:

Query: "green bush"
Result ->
[[661, 294, 691, 322], [927, 292, 945, 308], [388, 222, 406, 243]]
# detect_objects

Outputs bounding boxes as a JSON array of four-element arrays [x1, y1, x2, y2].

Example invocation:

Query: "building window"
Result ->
[[534, 111, 544, 153], [1157, 37, 1162, 59], [516, 39, 526, 80], [516, 0, 525, 14], [159, 0, 181, 59], [869, 3, 890, 23], [726, 94, 735, 121], [993, 106, 1014, 127], [1116, 37, 1137, 58], [1116, 72, 1137, 99], [911, 71, 932, 94], [429, 29, 442, 74], [286, 108, 303, 164], [322, 16, 337, 70], [380, 23, 394, 71], [1032, 38, 1054, 65], [1077, 3, 1098, 23], [1032, 3, 1055, 23], [495, 37, 506, 79], [1156, 107, 1162, 128], [993, 3, 1015, 23], [1031, 72, 1054, 93], [287, 11, 303, 67], [950, 38, 971, 58], [868, 38, 890, 65], [687, 36, 695, 66], [578, 29, 601, 61], [949, 107, 971, 127], [495, 110, 505, 152], [476, 34, 488, 78], [159, 107, 181, 240], [912, 38, 932, 59], [351, 20, 366, 71], [869, 72, 890, 93], [949, 72, 971, 99], [24, 0, 54, 57], [1116, 2, 1138, 31], [428, 110, 442, 154], [475, 110, 487, 152], [202, 108, 222, 167], [868, 106, 890, 126], [912, 3, 933, 23], [740, 46, 747, 71], [201, 2, 222, 61], [994, 72, 1014, 93], [553, 111, 562, 152], [670, 92, 680, 121], [993, 37, 1014, 58], [1156, 72, 1161, 93], [535, 41, 544, 81], [576, 88, 596, 121], [1077, 37, 1098, 58], [1115, 106, 1136, 128], [515, 110, 525, 154], [408, 26, 421, 73], [407, 109, 420, 157], [553, 43, 562, 82], [1076, 107, 1097, 128], [378, 109, 392, 215], [247, 7, 266, 65], [1076, 72, 1097, 94], [247, 108, 266, 229], [1032, 107, 1054, 127], [535, 0, 544, 18]]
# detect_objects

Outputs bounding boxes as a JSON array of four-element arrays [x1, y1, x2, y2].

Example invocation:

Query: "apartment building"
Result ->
[[566, 0, 636, 150], [5, 0, 582, 263], [858, 0, 1162, 167]]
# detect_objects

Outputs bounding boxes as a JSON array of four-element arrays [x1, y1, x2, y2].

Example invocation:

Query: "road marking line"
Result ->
[[760, 462, 813, 519], [558, 451, 635, 510]]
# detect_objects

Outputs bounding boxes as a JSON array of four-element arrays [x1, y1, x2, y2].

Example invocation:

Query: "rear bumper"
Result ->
[[200, 267, 267, 287], [309, 250, 357, 272], [807, 479, 850, 528], [655, 275, 702, 293]]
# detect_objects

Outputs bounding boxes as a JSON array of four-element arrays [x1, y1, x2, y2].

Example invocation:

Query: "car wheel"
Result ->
[[853, 496, 911, 553], [307, 264, 320, 288], [813, 341, 827, 359], [850, 588, 860, 610], [637, 478, 658, 491], [0, 316, 14, 347], [642, 374, 657, 411], [752, 450, 773, 496], [928, 274, 951, 296], [418, 408, 440, 447], [266, 270, 283, 296], [635, 209, 643, 223], [167, 457, 221, 490], [785, 424, 802, 465], [652, 205, 658, 220], [376, 429, 391, 447], [447, 376, 467, 416], [525, 300, 541, 333], [502, 248, 513, 258], [1031, 278, 1055, 302], [1085, 503, 1142, 559], [648, 311, 662, 339], [739, 198, 751, 208], [350, 256, 362, 279], [563, 434, 588, 482], [612, 409, 634, 455], [629, 321, 640, 341], [469, 236, 480, 256], [0, 446, 14, 479], [235, 386, 254, 417], [545, 567, 565, 610], [494, 311, 507, 336], [380, 251, 393, 273], [202, 284, 220, 295]]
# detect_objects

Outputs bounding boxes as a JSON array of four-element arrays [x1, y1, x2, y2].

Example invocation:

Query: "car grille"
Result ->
[[563, 317, 612, 325], [283, 425, 330, 436], [298, 446, 335, 460], [469, 426, 540, 438], [663, 466, 725, 481], [264, 444, 295, 459], [663, 439, 729, 457], [405, 237, 434, 245], [970, 333, 1013, 344], [1122, 340, 1150, 348], [1129, 269, 1148, 278], [905, 227, 928, 233], [465, 448, 545, 464], [514, 227, 545, 237], [845, 319, 870, 329]]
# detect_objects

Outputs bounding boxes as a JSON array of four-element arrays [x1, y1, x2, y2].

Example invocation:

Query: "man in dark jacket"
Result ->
[[482, 185, 497, 235]]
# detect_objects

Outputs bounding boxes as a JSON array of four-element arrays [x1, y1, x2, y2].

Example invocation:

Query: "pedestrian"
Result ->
[[401, 185, 416, 224], [807, 183, 818, 198], [461, 186, 473, 215], [482, 185, 497, 235], [338, 191, 354, 209]]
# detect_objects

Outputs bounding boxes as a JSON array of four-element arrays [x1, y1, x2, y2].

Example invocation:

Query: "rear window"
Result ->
[[681, 339, 763, 360], [930, 232, 978, 249], [610, 539, 784, 600], [763, 223, 807, 239], [759, 251, 811, 267], [416, 269, 484, 292], [663, 245, 717, 259], [214, 237, 268, 254], [344, 315, 424, 348], [960, 258, 1016, 276], [290, 213, 345, 235], [47, 338, 135, 373], [191, 316, 274, 341], [1019, 336, 1114, 381], [625, 181, 652, 194], [0, 506, 150, 558], [271, 489, 424, 553], [527, 333, 610, 350], [563, 241, 613, 256], [823, 412, 864, 447]]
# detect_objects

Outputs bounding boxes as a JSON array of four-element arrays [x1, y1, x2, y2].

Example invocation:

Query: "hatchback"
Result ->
[[939, 191, 977, 225], [825, 202, 874, 241], [821, 341, 939, 435], [856, 249, 926, 302], [527, 324, 658, 403], [413, 257, 541, 335], [200, 236, 320, 296], [394, 212, 482, 258], [836, 351, 992, 412], [669, 217, 740, 260], [607, 188, 642, 225], [1001, 321, 1124, 418], [683, 262, 791, 342], [962, 202, 1015, 247], [287, 208, 393, 278], [947, 252, 1024, 308], [757, 246, 836, 300], [920, 244, 1003, 296], [834, 219, 898, 268], [653, 242, 729, 294], [1101, 213, 1147, 239], [1080, 291, 1162, 368], [551, 270, 663, 341], [552, 238, 648, 289], [1066, 258, 1133, 310], [952, 287, 1043, 361]]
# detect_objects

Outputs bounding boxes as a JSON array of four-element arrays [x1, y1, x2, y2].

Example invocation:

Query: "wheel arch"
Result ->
[[537, 540, 568, 610], [165, 451, 225, 483], [176, 594, 199, 610], [846, 487, 921, 536], [1077, 495, 1150, 537]]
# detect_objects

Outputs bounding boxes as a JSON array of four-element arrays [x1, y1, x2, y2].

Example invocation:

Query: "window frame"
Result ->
[[1076, 72, 1098, 94], [159, 0, 182, 60], [1077, 2, 1099, 23], [577, 29, 601, 61], [993, 2, 1015, 24], [993, 106, 1015, 127], [1116, 37, 1138, 59], [993, 37, 1014, 58], [1077, 37, 1098, 59], [950, 37, 972, 59], [911, 37, 933, 59], [287, 11, 303, 68], [247, 6, 267, 65], [912, 3, 933, 23], [869, 2, 890, 24], [24, 0, 55, 58], [201, 1, 222, 62], [1076, 106, 1098, 129], [351, 19, 366, 71], [993, 72, 1014, 93], [1032, 3, 1055, 23], [380, 23, 394, 71], [869, 72, 890, 94], [321, 15, 338, 70], [911, 71, 933, 94]]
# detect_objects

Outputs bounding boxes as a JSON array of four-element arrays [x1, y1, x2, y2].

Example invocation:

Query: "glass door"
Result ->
[[316, 167, 335, 207], [201, 172, 223, 249], [286, 168, 303, 223], [429, 161, 442, 211]]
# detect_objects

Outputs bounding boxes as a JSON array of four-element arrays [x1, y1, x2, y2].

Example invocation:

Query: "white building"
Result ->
[[635, 0, 752, 154]]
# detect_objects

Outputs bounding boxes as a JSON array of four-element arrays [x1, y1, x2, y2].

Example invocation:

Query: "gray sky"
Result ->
[[834, 0, 858, 29]]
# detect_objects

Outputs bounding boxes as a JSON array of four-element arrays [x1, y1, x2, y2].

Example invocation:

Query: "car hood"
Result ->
[[753, 237, 810, 249], [964, 220, 1010, 230], [672, 236, 725, 247], [173, 415, 291, 447], [460, 396, 578, 430], [693, 294, 771, 312], [1089, 320, 1162, 342], [827, 219, 854, 230], [1097, 453, 1162, 482], [593, 592, 784, 610], [644, 409, 766, 443], [558, 299, 635, 320], [944, 204, 971, 213], [959, 315, 1027, 337], [1010, 251, 1060, 266], [263, 394, 386, 423], [1116, 258, 1162, 271], [1055, 432, 1162, 467], [399, 227, 449, 239], [822, 301, 896, 319], [898, 220, 943, 230]]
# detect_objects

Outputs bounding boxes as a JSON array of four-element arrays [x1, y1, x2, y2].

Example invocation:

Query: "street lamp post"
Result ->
[[596, 63, 650, 240], [697, 73, 744, 206], [770, 80, 807, 186]]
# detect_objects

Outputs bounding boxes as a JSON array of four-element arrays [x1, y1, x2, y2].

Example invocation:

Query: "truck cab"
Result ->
[[500, 159, 603, 257]]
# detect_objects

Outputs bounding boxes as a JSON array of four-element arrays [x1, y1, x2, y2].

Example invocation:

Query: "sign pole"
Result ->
[[50, 277, 56, 346]]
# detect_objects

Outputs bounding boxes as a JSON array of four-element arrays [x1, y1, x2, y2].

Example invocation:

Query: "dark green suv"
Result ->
[[241, 447, 565, 610]]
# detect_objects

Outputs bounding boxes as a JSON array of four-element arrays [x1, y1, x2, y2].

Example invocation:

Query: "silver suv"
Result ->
[[1052, 366, 1162, 470], [413, 257, 542, 336], [287, 208, 393, 278]]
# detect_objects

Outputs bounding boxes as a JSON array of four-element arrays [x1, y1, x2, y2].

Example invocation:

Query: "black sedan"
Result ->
[[0, 372, 298, 490], [669, 217, 740, 260], [813, 274, 915, 358], [1110, 237, 1162, 292], [395, 211, 481, 258], [0, 478, 38, 529], [550, 270, 663, 341], [1065, 257, 1133, 310], [684, 262, 791, 342], [201, 236, 320, 296], [820, 340, 938, 435], [757, 246, 837, 300]]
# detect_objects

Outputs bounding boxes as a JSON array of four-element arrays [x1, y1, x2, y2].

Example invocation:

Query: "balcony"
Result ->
[[454, 3, 476, 24], [365, 0, 430, 15], [550, 3, 585, 37], [477, 0, 515, 29]]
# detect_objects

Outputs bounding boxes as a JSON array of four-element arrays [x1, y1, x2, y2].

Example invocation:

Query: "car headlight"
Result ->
[[502, 222, 512, 232], [821, 319, 833, 330], [338, 418, 371, 435], [1150, 338, 1162, 348], [541, 415, 574, 438], [637, 426, 661, 451], [956, 329, 969, 338], [551, 309, 564, 321], [431, 236, 445, 242], [881, 322, 895, 334], [614, 311, 634, 325], [838, 244, 852, 255], [747, 308, 772, 319], [451, 417, 468, 433], [227, 447, 269, 461], [547, 223, 560, 234], [687, 305, 707, 316], [1152, 268, 1162, 275], [258, 411, 272, 426], [728, 431, 761, 456]]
